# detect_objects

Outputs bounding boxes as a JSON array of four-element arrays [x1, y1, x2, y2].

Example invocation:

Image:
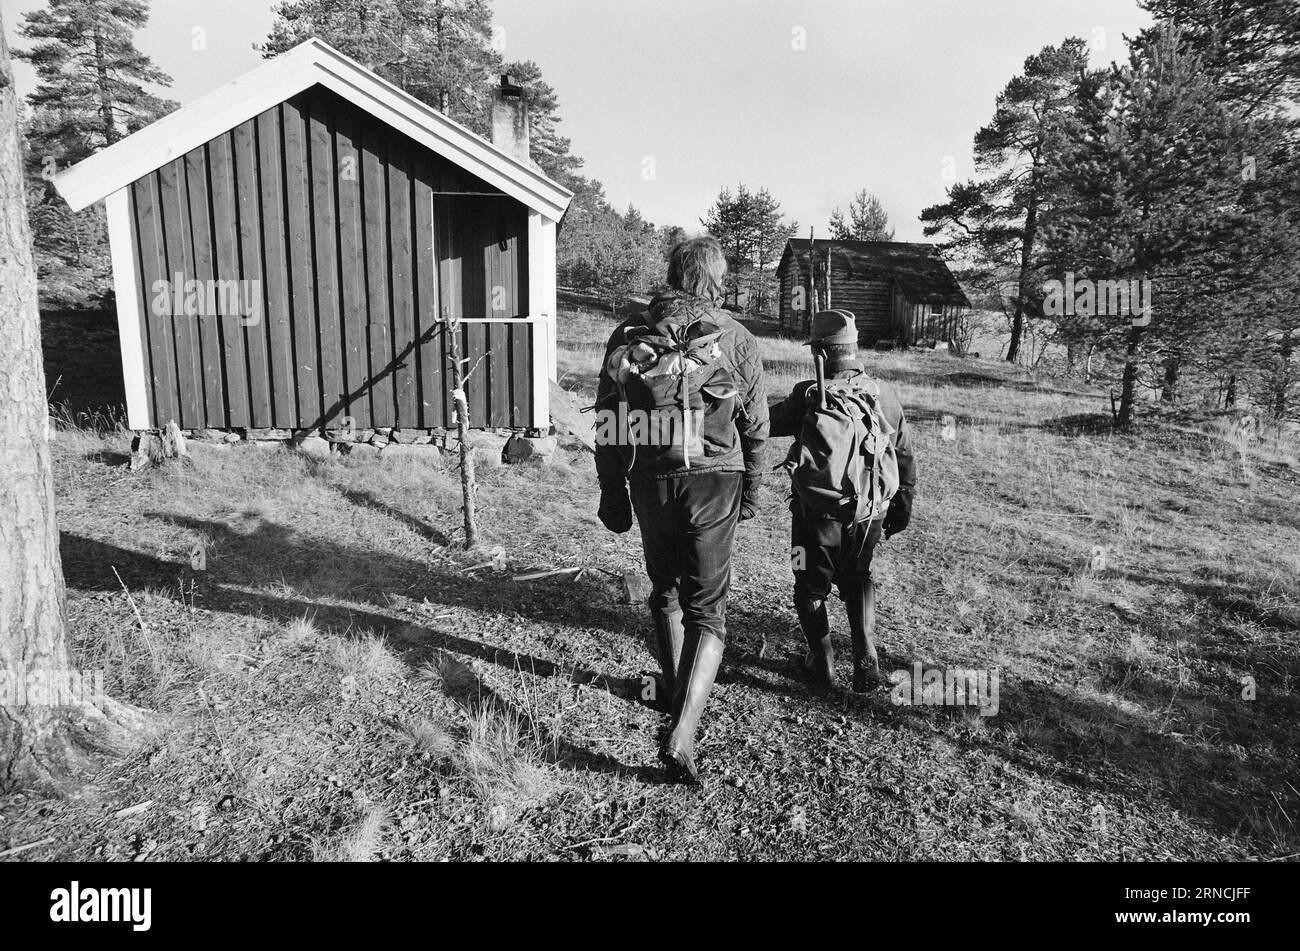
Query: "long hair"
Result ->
[[667, 237, 727, 303]]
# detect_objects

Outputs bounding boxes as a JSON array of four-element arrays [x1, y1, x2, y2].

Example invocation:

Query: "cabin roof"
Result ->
[[781, 239, 970, 306], [53, 38, 573, 221]]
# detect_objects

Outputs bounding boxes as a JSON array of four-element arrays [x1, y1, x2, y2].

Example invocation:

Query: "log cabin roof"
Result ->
[[780, 239, 970, 306]]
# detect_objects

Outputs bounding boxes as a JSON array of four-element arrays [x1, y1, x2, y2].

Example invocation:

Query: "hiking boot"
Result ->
[[795, 597, 838, 692], [659, 632, 724, 784], [852, 658, 882, 693], [846, 579, 881, 694], [650, 609, 684, 709], [802, 643, 840, 692]]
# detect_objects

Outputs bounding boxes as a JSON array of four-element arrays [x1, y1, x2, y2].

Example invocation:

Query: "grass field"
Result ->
[[3, 306, 1298, 861]]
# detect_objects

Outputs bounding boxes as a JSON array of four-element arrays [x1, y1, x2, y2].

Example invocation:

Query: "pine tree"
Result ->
[[1139, 0, 1300, 419], [2, 7, 146, 792], [557, 205, 664, 315], [701, 184, 796, 313], [264, 2, 592, 180], [828, 190, 894, 241], [17, 0, 175, 166], [1139, 0, 1300, 116], [1041, 25, 1289, 426], [263, 0, 500, 134], [921, 39, 1090, 363], [16, 0, 174, 307]]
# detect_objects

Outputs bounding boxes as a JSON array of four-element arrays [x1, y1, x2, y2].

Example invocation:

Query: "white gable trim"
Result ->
[[53, 39, 572, 221]]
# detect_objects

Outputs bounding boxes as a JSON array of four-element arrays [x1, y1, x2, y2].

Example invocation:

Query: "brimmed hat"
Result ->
[[805, 309, 858, 347]]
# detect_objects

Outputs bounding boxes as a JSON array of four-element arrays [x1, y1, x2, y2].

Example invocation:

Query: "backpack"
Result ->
[[785, 377, 900, 524], [604, 317, 738, 469]]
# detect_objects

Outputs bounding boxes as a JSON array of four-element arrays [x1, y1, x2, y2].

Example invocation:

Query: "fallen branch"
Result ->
[[512, 567, 583, 582], [0, 837, 54, 858]]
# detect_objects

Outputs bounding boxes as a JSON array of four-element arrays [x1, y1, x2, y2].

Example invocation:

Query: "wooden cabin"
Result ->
[[778, 239, 970, 347], [53, 40, 572, 436]]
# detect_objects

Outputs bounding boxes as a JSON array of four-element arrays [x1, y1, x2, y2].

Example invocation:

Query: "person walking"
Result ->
[[594, 237, 768, 782], [769, 310, 916, 693]]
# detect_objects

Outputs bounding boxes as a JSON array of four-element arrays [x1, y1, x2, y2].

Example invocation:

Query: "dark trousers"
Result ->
[[630, 471, 744, 645], [791, 507, 883, 601]]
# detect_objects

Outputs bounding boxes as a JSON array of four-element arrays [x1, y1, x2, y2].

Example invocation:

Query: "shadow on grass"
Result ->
[[82, 449, 132, 467], [58, 512, 1298, 850], [722, 592, 1297, 854], [59, 528, 657, 782]]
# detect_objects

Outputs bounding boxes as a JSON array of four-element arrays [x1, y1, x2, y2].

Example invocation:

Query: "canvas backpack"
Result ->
[[604, 317, 738, 469], [786, 376, 900, 524]]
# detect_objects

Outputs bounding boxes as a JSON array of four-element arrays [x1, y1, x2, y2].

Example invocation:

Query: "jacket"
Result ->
[[595, 291, 768, 484]]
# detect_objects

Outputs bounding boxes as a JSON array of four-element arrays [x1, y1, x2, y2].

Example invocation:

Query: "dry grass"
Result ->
[[312, 806, 389, 862], [3, 303, 1296, 861], [456, 704, 560, 832]]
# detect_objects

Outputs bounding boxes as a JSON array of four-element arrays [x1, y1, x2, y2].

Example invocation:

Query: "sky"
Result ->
[[3, 0, 1154, 239]]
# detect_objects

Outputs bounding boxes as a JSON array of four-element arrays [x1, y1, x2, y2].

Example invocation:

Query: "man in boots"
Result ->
[[594, 237, 768, 782], [769, 310, 916, 693]]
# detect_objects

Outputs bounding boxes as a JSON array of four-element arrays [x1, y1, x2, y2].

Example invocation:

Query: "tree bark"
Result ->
[[1161, 355, 1181, 404], [1006, 193, 1038, 364], [1, 19, 143, 791], [1, 17, 77, 788], [1116, 325, 1144, 428], [92, 25, 119, 146]]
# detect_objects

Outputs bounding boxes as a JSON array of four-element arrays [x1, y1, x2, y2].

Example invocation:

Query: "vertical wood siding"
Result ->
[[128, 84, 534, 432], [894, 299, 967, 346]]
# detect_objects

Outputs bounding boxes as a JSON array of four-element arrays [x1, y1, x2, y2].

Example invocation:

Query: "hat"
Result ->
[[805, 309, 859, 347]]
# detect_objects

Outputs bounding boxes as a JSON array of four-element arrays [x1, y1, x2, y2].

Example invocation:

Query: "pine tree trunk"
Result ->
[[1, 20, 76, 788], [1161, 356, 1180, 404], [1, 20, 145, 790], [92, 25, 119, 146], [1116, 325, 1143, 428], [1006, 194, 1039, 364]]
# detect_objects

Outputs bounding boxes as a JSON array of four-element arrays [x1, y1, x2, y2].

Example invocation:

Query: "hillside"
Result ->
[[3, 307, 1298, 861]]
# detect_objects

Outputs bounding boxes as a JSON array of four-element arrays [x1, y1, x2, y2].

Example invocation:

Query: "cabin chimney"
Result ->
[[490, 74, 531, 165]]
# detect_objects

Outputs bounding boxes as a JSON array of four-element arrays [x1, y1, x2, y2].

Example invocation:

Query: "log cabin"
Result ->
[[777, 239, 970, 347]]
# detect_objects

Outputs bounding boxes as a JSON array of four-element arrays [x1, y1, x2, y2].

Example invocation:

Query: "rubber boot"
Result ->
[[659, 631, 724, 784], [650, 608, 684, 710], [846, 578, 881, 693], [795, 596, 839, 691]]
